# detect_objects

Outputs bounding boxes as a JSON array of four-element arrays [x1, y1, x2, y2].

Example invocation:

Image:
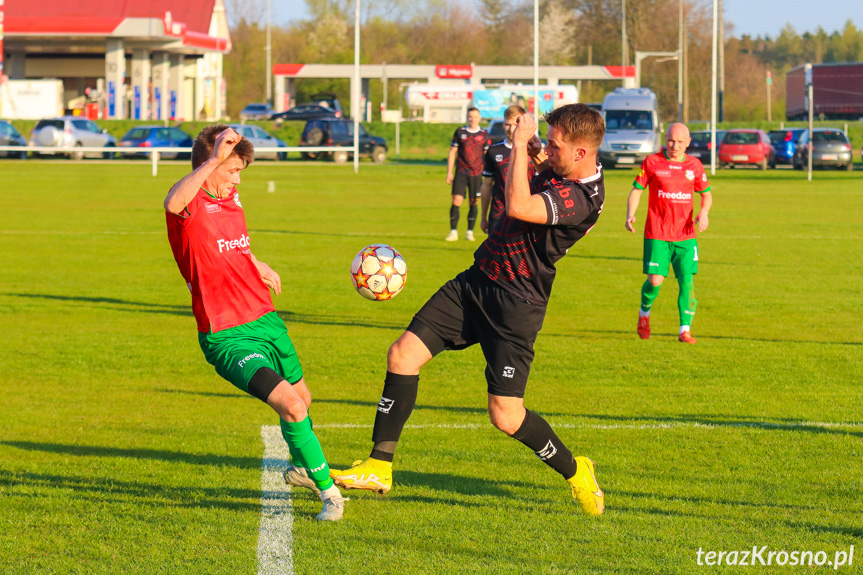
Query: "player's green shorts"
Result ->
[[198, 311, 303, 396], [643, 238, 699, 277]]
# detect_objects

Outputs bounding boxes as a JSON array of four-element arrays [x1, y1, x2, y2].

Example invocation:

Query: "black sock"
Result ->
[[449, 205, 460, 230], [511, 409, 578, 479], [467, 203, 478, 231], [371, 372, 419, 462]]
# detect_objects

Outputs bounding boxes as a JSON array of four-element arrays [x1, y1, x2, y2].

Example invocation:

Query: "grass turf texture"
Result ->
[[1, 162, 861, 574]]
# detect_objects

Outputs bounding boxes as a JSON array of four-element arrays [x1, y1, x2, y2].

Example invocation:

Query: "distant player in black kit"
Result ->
[[332, 104, 607, 516], [445, 107, 491, 242], [480, 105, 543, 235]]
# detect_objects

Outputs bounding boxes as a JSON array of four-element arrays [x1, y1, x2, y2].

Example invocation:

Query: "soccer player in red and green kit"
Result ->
[[625, 123, 713, 343], [164, 125, 346, 520]]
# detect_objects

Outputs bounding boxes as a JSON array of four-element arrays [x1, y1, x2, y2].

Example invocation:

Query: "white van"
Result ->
[[598, 88, 661, 168]]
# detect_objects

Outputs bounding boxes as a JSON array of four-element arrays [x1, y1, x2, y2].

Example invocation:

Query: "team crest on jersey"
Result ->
[[685, 170, 695, 181], [234, 193, 243, 208], [495, 154, 503, 162], [460, 133, 467, 140]]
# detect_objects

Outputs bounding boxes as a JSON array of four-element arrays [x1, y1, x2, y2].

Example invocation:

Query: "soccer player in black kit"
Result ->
[[332, 104, 606, 516], [445, 107, 492, 242]]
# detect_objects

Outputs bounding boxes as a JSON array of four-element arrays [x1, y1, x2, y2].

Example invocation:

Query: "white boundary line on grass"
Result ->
[[313, 420, 863, 431], [258, 425, 294, 575]]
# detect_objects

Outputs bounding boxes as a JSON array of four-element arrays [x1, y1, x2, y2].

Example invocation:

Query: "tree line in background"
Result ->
[[224, 0, 863, 123]]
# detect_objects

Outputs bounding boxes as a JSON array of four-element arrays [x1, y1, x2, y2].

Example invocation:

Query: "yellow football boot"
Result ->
[[330, 458, 393, 495], [567, 456, 605, 516]]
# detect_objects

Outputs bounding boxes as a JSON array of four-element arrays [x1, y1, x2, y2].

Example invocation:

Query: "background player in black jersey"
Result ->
[[445, 107, 491, 242], [332, 104, 607, 516], [480, 105, 545, 235]]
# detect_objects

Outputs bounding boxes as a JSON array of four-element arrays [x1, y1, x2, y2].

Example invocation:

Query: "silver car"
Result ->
[[29, 116, 117, 159], [228, 124, 287, 161]]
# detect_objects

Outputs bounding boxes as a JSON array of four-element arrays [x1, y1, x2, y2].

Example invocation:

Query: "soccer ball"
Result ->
[[350, 244, 407, 301]]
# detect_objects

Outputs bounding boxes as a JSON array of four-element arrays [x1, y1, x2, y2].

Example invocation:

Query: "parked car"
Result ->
[[0, 120, 28, 159], [792, 128, 854, 171], [768, 128, 807, 166], [718, 129, 774, 170], [271, 104, 339, 122], [687, 130, 726, 163], [486, 119, 506, 144], [29, 116, 117, 159], [307, 92, 344, 116], [228, 124, 287, 161], [299, 118, 387, 163], [239, 103, 274, 121], [119, 126, 193, 159]]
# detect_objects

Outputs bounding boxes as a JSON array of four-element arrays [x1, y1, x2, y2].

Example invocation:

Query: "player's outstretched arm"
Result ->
[[251, 254, 282, 295], [505, 114, 548, 224], [625, 187, 643, 232], [163, 128, 241, 215], [695, 191, 713, 232]]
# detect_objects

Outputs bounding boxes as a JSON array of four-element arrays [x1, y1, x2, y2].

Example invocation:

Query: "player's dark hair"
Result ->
[[467, 107, 479, 115], [191, 124, 255, 169], [504, 105, 527, 120], [544, 104, 605, 150]]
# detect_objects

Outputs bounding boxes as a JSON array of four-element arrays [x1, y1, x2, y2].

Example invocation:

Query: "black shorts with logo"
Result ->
[[407, 266, 547, 398], [452, 171, 483, 199]]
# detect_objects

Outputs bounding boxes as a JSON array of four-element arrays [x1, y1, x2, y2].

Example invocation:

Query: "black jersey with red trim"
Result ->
[[482, 141, 536, 224], [472, 166, 605, 305], [452, 126, 492, 176]]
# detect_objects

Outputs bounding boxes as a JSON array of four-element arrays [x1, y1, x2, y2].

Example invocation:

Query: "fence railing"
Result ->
[[0, 145, 354, 176]]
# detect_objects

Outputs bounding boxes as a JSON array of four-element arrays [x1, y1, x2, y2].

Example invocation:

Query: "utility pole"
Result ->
[[718, 0, 724, 123], [621, 0, 628, 71], [265, 0, 272, 107], [678, 0, 684, 122], [766, 70, 772, 122]]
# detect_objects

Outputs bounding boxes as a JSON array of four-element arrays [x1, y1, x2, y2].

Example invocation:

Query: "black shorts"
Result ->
[[407, 267, 546, 398], [452, 172, 483, 199]]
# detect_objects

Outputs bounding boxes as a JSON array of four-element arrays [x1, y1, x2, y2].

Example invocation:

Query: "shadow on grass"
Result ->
[[568, 413, 863, 437], [155, 387, 250, 399], [328, 468, 536, 498], [1, 440, 261, 469], [4, 292, 192, 317], [542, 327, 862, 346], [0, 468, 261, 512], [313, 397, 571, 418], [277, 310, 403, 331]]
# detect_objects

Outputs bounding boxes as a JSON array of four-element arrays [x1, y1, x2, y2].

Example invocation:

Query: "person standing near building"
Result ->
[[164, 125, 347, 521], [625, 122, 713, 343], [446, 107, 491, 242]]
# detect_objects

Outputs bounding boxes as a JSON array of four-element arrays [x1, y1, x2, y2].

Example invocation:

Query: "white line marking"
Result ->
[[314, 420, 863, 431], [258, 425, 294, 575]]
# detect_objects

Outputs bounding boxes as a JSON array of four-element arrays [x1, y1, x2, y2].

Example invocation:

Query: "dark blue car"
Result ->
[[119, 126, 193, 159], [768, 129, 806, 166]]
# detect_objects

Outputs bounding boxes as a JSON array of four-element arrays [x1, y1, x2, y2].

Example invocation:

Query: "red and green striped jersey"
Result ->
[[634, 152, 710, 242], [166, 188, 274, 333]]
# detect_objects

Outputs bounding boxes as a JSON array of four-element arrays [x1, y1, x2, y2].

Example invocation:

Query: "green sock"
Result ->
[[640, 280, 661, 313], [677, 274, 697, 327], [280, 417, 333, 490]]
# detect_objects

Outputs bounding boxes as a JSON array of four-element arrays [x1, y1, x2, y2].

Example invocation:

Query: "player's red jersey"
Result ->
[[166, 188, 274, 333], [452, 126, 492, 176], [633, 152, 710, 241]]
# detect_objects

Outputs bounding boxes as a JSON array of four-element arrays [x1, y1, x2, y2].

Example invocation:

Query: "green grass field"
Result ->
[[1, 160, 862, 574]]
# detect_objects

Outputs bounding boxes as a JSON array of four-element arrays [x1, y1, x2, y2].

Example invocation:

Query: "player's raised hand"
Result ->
[[513, 114, 537, 146], [212, 128, 241, 164], [527, 134, 543, 157]]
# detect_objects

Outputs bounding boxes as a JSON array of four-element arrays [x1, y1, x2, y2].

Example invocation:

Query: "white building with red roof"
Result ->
[[2, 0, 231, 120]]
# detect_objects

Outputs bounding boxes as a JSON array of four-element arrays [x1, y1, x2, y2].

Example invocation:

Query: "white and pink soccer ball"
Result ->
[[350, 244, 407, 301]]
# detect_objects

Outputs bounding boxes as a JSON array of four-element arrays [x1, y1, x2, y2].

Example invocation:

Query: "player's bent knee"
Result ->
[[489, 411, 522, 435], [387, 332, 433, 374], [648, 274, 665, 287]]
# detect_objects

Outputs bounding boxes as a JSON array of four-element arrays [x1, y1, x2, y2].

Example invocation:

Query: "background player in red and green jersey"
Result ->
[[164, 126, 346, 520], [625, 123, 713, 343]]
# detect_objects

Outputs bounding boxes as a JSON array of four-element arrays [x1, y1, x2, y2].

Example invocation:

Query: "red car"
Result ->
[[718, 129, 776, 170]]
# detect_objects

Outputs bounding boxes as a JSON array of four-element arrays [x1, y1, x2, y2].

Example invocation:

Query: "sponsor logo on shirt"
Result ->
[[495, 154, 503, 162], [217, 234, 251, 253], [238, 352, 266, 368], [658, 189, 692, 200], [668, 164, 682, 170], [656, 170, 672, 177], [460, 133, 467, 140], [205, 203, 222, 213]]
